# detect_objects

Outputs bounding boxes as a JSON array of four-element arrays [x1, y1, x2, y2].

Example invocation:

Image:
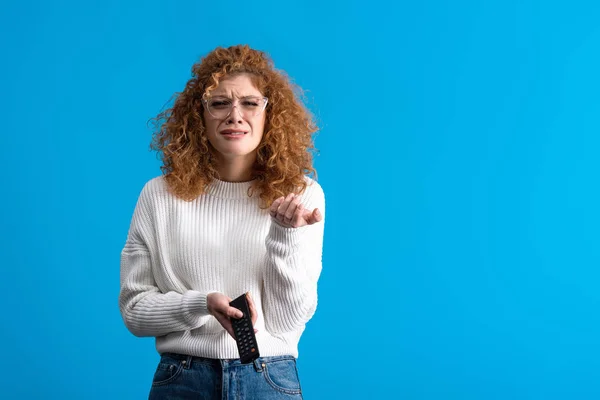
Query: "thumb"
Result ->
[[227, 307, 243, 319], [307, 208, 323, 224]]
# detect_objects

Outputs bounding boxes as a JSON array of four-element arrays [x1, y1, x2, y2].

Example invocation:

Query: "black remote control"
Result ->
[[229, 293, 260, 364]]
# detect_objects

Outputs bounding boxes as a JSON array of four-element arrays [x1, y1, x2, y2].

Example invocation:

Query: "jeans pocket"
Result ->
[[262, 359, 302, 395], [151, 357, 184, 387]]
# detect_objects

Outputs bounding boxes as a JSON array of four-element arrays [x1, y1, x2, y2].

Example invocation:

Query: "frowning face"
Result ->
[[203, 73, 267, 164]]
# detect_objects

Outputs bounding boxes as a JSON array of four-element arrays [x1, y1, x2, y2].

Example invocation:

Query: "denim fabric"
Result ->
[[148, 352, 304, 399]]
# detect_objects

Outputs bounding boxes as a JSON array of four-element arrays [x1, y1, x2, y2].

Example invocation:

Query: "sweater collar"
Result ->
[[206, 178, 258, 199]]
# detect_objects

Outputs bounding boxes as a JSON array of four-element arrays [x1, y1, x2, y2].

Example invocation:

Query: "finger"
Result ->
[[246, 292, 258, 325], [227, 306, 244, 319], [215, 314, 236, 339], [270, 198, 283, 218], [305, 208, 323, 225], [315, 208, 323, 221], [273, 194, 292, 224], [269, 197, 284, 217], [277, 193, 295, 221], [284, 195, 302, 223], [214, 299, 239, 317], [291, 203, 306, 228], [278, 193, 293, 209]]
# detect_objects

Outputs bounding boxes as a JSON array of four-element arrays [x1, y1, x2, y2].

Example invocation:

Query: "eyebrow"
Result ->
[[209, 94, 262, 99]]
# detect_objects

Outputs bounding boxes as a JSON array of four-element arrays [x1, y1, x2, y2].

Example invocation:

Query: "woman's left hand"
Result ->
[[269, 193, 323, 228]]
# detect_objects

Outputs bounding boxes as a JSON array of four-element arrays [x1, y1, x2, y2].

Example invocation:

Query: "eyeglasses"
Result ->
[[203, 96, 268, 119]]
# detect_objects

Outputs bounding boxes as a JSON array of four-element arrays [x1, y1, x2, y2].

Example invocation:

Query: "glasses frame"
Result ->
[[202, 96, 269, 119]]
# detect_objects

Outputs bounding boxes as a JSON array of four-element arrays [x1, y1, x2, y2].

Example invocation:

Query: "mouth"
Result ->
[[220, 130, 248, 137]]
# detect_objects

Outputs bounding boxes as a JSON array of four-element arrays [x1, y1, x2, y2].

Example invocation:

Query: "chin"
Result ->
[[218, 148, 258, 157]]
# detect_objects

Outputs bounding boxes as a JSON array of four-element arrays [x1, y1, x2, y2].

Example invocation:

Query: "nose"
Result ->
[[226, 101, 244, 124]]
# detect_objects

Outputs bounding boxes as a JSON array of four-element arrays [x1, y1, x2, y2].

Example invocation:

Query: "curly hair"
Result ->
[[149, 44, 318, 209]]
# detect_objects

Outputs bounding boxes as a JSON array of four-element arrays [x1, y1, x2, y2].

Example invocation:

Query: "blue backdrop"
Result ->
[[2, 0, 599, 398]]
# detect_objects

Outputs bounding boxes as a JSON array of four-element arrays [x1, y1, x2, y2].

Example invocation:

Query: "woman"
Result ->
[[119, 44, 325, 399]]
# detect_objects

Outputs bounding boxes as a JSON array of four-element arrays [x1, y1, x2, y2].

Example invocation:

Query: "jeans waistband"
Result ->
[[160, 352, 296, 370]]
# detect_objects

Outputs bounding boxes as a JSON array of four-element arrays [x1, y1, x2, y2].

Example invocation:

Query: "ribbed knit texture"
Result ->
[[119, 175, 325, 359]]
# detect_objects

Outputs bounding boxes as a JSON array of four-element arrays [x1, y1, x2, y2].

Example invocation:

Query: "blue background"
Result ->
[[2, 0, 599, 398]]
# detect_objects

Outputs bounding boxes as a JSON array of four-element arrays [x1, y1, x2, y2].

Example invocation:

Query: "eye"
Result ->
[[242, 100, 260, 107], [242, 97, 263, 107], [209, 99, 231, 109]]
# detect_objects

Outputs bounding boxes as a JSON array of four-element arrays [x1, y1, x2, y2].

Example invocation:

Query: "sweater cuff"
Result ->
[[267, 218, 306, 256], [183, 290, 210, 320]]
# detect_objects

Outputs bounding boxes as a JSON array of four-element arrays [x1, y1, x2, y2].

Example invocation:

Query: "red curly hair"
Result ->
[[149, 44, 318, 209]]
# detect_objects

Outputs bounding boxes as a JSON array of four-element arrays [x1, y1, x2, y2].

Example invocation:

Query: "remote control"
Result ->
[[229, 293, 260, 364]]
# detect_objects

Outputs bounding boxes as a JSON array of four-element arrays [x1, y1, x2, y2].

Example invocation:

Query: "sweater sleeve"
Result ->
[[119, 181, 212, 337], [262, 180, 326, 335]]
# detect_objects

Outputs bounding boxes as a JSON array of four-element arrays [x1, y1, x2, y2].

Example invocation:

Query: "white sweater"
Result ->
[[119, 175, 325, 359]]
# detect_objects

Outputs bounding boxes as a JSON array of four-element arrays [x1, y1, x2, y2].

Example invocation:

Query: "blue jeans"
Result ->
[[148, 352, 304, 399]]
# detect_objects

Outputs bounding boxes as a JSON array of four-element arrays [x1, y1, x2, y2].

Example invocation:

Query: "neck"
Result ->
[[214, 154, 256, 182]]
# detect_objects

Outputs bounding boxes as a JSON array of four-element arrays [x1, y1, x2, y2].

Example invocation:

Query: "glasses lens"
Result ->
[[239, 97, 266, 117], [207, 98, 232, 118]]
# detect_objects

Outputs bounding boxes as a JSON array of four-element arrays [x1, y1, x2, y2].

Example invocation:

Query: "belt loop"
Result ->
[[182, 355, 193, 369], [253, 358, 263, 372]]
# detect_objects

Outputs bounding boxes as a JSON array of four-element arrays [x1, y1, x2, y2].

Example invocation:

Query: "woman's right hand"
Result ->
[[207, 292, 258, 340]]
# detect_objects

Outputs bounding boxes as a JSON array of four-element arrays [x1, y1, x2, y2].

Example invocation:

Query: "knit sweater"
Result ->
[[119, 175, 325, 359]]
